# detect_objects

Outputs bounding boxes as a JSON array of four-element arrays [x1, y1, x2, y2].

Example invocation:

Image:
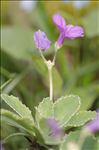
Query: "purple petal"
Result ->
[[85, 110, 99, 133], [33, 30, 51, 51], [57, 32, 65, 46], [52, 13, 84, 46], [47, 118, 62, 137], [52, 13, 66, 31], [65, 25, 84, 39]]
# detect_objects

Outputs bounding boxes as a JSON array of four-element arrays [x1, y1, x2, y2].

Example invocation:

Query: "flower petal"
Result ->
[[57, 32, 65, 46], [53, 13, 66, 31], [65, 25, 84, 39], [34, 30, 51, 50]]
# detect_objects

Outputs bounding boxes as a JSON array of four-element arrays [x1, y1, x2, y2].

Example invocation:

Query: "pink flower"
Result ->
[[34, 30, 51, 51], [53, 13, 84, 46]]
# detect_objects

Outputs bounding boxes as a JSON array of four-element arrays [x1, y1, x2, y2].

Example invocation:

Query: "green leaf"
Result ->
[[36, 97, 54, 118], [1, 94, 33, 120], [1, 109, 44, 143], [54, 95, 81, 127], [1, 26, 35, 60], [35, 95, 81, 145], [35, 97, 62, 145], [36, 95, 81, 127], [2, 132, 28, 144], [1, 109, 35, 136], [65, 111, 96, 127]]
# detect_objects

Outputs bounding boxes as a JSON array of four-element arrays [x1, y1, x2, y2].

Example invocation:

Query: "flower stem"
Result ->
[[48, 67, 53, 101], [39, 49, 54, 101], [39, 49, 46, 63]]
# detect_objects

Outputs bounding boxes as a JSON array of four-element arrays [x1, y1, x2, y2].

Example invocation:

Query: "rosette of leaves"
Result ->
[[1, 94, 96, 150]]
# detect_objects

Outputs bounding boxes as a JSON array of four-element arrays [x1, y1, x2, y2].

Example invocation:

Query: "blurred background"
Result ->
[[1, 1, 99, 150]]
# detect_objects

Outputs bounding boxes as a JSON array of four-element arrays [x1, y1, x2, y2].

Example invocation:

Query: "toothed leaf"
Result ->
[[1, 94, 33, 121], [54, 95, 81, 127], [65, 111, 96, 127]]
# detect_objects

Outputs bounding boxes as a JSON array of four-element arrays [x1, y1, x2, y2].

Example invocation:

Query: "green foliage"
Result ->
[[1, 109, 35, 136], [1, 93, 96, 148], [54, 95, 80, 127], [65, 111, 96, 127], [35, 95, 96, 145], [60, 131, 98, 150], [36, 97, 53, 118], [1, 94, 33, 120]]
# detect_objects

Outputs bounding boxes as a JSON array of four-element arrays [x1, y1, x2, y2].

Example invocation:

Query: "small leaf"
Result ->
[[65, 111, 96, 127], [1, 94, 33, 120], [54, 95, 81, 127], [37, 97, 54, 118]]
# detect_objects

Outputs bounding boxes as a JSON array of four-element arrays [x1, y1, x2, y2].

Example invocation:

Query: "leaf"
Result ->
[[1, 94, 33, 120], [35, 97, 53, 142], [54, 95, 81, 127], [35, 95, 81, 145], [35, 97, 62, 145], [1, 109, 44, 143], [36, 97, 54, 118], [0, 78, 12, 91], [1, 109, 35, 136], [65, 111, 96, 127], [36, 95, 81, 128], [1, 26, 36, 60], [2, 132, 28, 144]]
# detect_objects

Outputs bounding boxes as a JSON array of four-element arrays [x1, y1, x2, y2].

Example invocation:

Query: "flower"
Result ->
[[53, 13, 84, 46], [47, 118, 62, 137], [33, 30, 51, 51], [85, 109, 99, 133]]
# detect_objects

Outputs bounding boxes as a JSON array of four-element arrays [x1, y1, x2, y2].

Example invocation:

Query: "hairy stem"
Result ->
[[48, 67, 53, 101], [39, 49, 55, 101]]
